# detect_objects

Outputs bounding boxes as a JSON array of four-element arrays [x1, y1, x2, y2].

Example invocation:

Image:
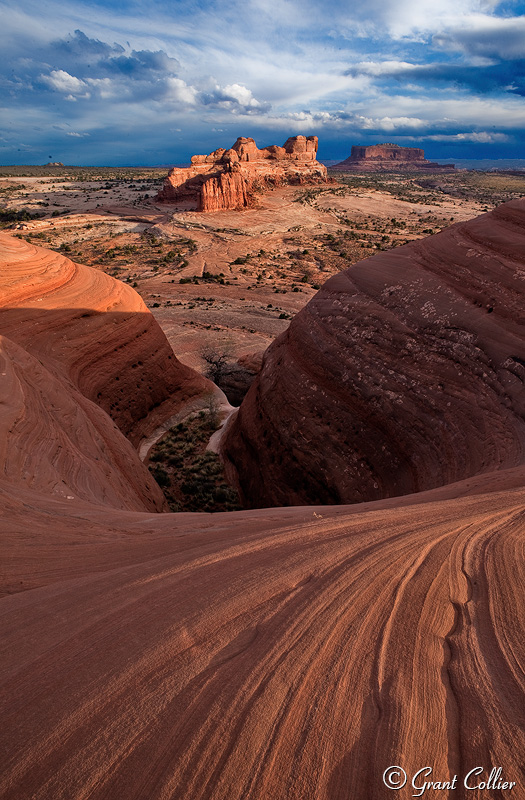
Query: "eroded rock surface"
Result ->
[[1, 215, 525, 800], [222, 199, 525, 507], [0, 233, 210, 509], [157, 135, 328, 211], [332, 143, 455, 171]]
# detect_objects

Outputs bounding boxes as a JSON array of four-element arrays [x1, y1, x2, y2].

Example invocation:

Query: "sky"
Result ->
[[1, 0, 524, 165]]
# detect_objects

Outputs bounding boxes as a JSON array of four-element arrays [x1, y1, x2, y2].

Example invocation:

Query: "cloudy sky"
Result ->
[[1, 0, 524, 165]]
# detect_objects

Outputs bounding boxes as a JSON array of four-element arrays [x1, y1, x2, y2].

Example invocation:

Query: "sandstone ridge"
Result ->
[[0, 233, 211, 510], [332, 143, 455, 171], [222, 199, 525, 508], [157, 135, 328, 211]]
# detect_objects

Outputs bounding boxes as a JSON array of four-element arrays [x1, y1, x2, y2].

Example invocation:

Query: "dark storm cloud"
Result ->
[[105, 49, 180, 76], [52, 29, 124, 59], [434, 17, 525, 60], [6, 28, 180, 94], [346, 59, 525, 96]]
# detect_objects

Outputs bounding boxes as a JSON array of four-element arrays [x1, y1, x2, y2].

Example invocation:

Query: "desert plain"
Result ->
[[1, 161, 525, 799]]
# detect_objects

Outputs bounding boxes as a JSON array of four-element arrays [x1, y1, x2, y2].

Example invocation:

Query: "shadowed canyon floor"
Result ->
[[1, 200, 525, 800]]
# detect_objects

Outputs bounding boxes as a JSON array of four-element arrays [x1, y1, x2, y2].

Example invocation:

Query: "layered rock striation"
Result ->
[[222, 199, 525, 508], [332, 143, 455, 171], [1, 219, 525, 799], [157, 135, 328, 211], [0, 233, 210, 510]]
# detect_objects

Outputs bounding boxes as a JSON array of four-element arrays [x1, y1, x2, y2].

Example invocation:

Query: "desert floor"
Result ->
[[4, 166, 524, 368]]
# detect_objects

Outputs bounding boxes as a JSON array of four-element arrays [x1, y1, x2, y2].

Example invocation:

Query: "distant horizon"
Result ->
[[2, 0, 525, 167], [2, 153, 525, 171]]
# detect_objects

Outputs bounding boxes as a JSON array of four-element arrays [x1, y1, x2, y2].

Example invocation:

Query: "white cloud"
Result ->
[[165, 77, 197, 105], [85, 77, 116, 99], [422, 131, 510, 142], [41, 69, 89, 96], [349, 61, 419, 77], [221, 83, 260, 107], [359, 115, 427, 131]]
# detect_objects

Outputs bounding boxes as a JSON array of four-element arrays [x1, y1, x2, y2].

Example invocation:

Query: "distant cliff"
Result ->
[[332, 143, 455, 171]]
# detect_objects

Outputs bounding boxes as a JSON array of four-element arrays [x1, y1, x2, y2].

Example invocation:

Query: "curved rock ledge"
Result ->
[[0, 233, 211, 510], [0, 234, 210, 448]]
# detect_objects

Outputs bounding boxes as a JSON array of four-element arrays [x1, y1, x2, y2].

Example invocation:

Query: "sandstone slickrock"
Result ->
[[1, 214, 525, 800], [1, 479, 524, 799], [332, 143, 455, 171], [222, 199, 525, 508], [156, 135, 328, 211], [0, 233, 210, 509]]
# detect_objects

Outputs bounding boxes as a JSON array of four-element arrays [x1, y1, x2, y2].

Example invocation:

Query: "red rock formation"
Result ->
[[1, 220, 525, 800], [157, 135, 328, 211], [222, 199, 525, 508], [199, 168, 251, 212], [332, 143, 455, 171], [0, 233, 211, 509]]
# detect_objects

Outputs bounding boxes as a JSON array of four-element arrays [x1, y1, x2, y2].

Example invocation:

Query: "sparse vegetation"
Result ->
[[148, 409, 241, 512], [4, 163, 524, 383], [0, 208, 44, 227]]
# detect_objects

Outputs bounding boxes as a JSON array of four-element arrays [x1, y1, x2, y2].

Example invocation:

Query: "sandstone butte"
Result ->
[[156, 135, 328, 211], [1, 203, 525, 800], [331, 143, 456, 171]]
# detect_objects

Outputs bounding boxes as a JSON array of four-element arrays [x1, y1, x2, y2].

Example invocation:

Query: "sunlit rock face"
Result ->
[[222, 199, 525, 508], [1, 214, 525, 800], [156, 135, 328, 211]]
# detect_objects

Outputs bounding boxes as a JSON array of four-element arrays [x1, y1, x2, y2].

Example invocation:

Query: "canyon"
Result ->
[[1, 198, 524, 799]]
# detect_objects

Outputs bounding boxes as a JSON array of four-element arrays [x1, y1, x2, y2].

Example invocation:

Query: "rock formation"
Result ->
[[332, 143, 455, 171], [222, 199, 525, 508], [1, 220, 525, 800], [156, 135, 328, 211], [0, 233, 210, 509]]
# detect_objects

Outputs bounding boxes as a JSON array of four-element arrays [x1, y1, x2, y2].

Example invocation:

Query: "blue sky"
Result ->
[[1, 0, 524, 165]]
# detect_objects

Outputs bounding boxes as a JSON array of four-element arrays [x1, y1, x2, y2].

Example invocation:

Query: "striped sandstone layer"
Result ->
[[1, 210, 524, 799], [222, 199, 525, 507], [0, 233, 210, 509]]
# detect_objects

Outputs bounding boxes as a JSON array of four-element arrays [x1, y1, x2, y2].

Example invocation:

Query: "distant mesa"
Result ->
[[44, 161, 65, 167], [156, 135, 328, 212], [331, 143, 455, 172]]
